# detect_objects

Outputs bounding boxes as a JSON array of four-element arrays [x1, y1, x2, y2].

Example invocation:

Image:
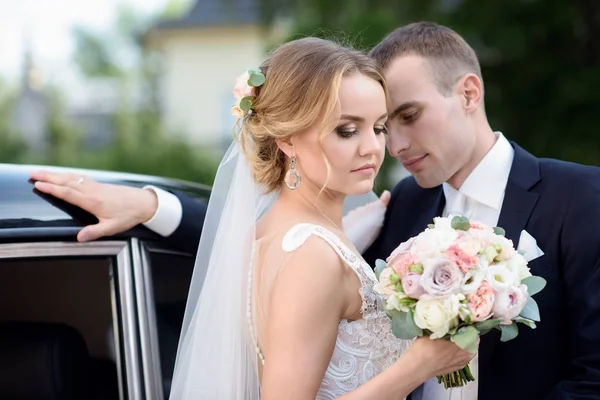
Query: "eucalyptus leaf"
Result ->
[[451, 216, 471, 231], [474, 318, 503, 335], [519, 297, 541, 321], [522, 276, 547, 297], [500, 323, 519, 342], [239, 96, 253, 111], [248, 71, 265, 86], [391, 310, 422, 340], [515, 316, 537, 329], [247, 67, 262, 75], [374, 259, 387, 280], [451, 326, 479, 353], [493, 226, 506, 236]]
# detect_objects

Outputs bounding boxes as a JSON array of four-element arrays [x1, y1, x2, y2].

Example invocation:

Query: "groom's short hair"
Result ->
[[369, 22, 482, 96]]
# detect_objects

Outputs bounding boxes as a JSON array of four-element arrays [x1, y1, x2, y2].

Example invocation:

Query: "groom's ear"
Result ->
[[459, 73, 483, 114]]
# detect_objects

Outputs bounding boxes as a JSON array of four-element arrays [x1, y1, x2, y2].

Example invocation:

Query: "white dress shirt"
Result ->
[[420, 132, 514, 400], [141, 185, 183, 237]]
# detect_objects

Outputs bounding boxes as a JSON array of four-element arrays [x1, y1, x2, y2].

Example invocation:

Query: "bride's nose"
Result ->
[[358, 129, 383, 157]]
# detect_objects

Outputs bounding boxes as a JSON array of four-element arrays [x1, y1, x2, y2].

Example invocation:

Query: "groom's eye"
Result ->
[[401, 111, 419, 123], [374, 126, 388, 135]]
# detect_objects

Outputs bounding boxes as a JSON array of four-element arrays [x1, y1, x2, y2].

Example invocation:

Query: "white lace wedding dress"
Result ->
[[249, 223, 413, 399]]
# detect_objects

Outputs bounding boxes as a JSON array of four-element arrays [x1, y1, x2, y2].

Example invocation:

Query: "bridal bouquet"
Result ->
[[374, 215, 546, 389]]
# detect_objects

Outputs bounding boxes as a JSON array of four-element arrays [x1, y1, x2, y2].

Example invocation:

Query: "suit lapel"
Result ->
[[478, 143, 541, 381]]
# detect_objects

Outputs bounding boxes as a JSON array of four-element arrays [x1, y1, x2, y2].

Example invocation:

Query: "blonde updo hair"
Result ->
[[236, 37, 388, 193]]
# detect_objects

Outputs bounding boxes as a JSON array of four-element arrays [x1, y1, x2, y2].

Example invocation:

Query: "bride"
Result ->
[[169, 37, 476, 399]]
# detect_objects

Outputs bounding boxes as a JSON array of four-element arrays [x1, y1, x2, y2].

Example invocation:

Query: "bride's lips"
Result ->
[[401, 155, 427, 171], [351, 163, 376, 176]]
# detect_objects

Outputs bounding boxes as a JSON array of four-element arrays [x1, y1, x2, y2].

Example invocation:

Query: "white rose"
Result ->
[[433, 216, 452, 230], [389, 237, 415, 258], [385, 292, 411, 313], [462, 267, 485, 294], [492, 284, 528, 322], [458, 239, 482, 257], [375, 268, 397, 297], [493, 236, 516, 261], [505, 253, 532, 282], [414, 295, 460, 339], [486, 264, 519, 292], [412, 229, 458, 258]]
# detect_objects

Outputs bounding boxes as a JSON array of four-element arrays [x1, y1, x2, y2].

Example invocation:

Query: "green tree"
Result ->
[[67, 2, 218, 185], [0, 92, 28, 164]]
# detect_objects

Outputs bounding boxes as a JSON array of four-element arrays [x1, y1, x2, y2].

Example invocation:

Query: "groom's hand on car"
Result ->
[[29, 170, 158, 242]]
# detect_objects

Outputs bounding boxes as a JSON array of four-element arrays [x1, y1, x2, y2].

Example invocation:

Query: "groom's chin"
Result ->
[[411, 173, 443, 189]]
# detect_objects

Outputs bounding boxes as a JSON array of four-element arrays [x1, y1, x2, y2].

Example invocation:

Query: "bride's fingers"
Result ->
[[379, 190, 391, 207]]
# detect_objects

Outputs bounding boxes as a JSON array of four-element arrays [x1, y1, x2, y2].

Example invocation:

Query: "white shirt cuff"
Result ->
[[141, 185, 183, 237]]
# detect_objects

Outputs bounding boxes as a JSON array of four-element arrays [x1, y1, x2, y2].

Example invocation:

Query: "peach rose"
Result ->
[[467, 282, 495, 322]]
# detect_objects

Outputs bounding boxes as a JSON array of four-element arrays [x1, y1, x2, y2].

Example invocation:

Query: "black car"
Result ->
[[0, 163, 210, 400]]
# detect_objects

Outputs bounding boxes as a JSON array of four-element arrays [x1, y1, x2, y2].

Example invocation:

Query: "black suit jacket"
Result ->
[[161, 191, 207, 255], [364, 143, 600, 399]]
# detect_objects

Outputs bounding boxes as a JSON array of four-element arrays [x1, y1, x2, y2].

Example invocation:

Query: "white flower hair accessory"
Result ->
[[231, 67, 265, 117]]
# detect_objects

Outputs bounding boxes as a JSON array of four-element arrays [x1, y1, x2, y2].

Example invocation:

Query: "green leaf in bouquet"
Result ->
[[521, 276, 547, 297], [514, 316, 537, 329], [451, 216, 471, 231], [500, 322, 519, 342], [390, 273, 401, 284], [427, 223, 435, 229], [474, 318, 503, 335], [450, 326, 479, 353], [374, 259, 387, 280], [519, 297, 541, 322], [391, 310, 422, 339], [493, 226, 506, 236]]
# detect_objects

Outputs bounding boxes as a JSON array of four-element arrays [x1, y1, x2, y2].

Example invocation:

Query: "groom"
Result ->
[[31, 22, 600, 400], [362, 22, 600, 400]]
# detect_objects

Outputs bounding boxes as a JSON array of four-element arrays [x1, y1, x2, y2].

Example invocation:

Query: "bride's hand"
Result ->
[[342, 190, 391, 253], [409, 336, 478, 378]]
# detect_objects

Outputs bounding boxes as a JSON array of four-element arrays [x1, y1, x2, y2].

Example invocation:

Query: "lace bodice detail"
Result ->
[[251, 223, 413, 399]]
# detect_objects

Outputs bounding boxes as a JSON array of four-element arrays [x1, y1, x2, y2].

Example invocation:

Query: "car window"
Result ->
[[0, 256, 121, 399], [147, 251, 194, 399]]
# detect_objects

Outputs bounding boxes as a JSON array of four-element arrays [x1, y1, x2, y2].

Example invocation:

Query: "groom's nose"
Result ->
[[386, 130, 410, 158]]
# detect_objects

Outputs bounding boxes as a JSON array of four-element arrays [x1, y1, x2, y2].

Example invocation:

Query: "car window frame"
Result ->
[[0, 240, 144, 400]]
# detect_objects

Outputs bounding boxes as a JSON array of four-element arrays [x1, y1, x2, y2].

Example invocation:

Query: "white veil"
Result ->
[[168, 140, 275, 399], [168, 138, 379, 399]]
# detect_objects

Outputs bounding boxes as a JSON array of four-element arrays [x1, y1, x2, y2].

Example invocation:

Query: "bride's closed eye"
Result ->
[[335, 125, 388, 138]]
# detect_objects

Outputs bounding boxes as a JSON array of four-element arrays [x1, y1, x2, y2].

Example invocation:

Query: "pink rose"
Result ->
[[492, 285, 528, 323], [233, 72, 255, 100], [402, 273, 425, 298], [420, 258, 463, 297], [467, 282, 495, 322], [388, 251, 419, 278], [469, 221, 487, 230], [447, 243, 479, 273]]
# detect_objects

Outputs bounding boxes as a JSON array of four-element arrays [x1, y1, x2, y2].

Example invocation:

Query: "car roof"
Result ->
[[0, 163, 211, 242]]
